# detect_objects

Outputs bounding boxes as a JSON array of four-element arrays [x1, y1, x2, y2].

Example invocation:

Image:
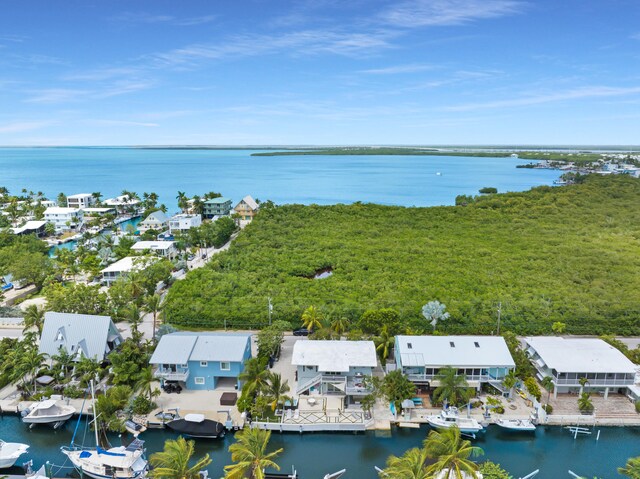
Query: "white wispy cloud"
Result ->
[[24, 88, 88, 104], [85, 119, 159, 128], [631, 32, 640, 40], [441, 85, 640, 111], [0, 121, 51, 134], [112, 12, 216, 26], [151, 29, 396, 67], [360, 63, 436, 74], [379, 0, 525, 28], [24, 80, 153, 104], [63, 67, 143, 82]]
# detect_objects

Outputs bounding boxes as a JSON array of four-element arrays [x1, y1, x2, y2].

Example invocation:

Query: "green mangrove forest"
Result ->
[[164, 175, 640, 334]]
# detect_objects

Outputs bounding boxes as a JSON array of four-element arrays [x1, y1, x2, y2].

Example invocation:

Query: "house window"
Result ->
[[220, 362, 230, 371], [474, 342, 480, 348], [200, 361, 208, 367], [449, 342, 455, 348], [194, 377, 205, 385], [407, 343, 412, 349]]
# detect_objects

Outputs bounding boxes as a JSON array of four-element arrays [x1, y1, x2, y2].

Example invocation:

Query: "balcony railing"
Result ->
[[406, 373, 498, 382], [553, 377, 633, 386], [154, 369, 189, 382]]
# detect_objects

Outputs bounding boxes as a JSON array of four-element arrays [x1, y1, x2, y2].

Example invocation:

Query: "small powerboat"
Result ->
[[426, 407, 484, 435], [21, 399, 76, 426], [124, 420, 147, 437], [0, 440, 29, 469], [495, 418, 537, 432], [166, 413, 225, 439]]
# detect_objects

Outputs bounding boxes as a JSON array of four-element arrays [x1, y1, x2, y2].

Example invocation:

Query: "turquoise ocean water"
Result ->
[[0, 148, 560, 210], [0, 414, 637, 478]]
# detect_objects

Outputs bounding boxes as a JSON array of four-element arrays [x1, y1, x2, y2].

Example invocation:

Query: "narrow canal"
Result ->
[[1, 414, 638, 478], [48, 217, 141, 257]]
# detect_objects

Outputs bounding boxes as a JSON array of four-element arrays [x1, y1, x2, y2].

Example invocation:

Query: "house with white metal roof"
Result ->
[[131, 241, 177, 259], [233, 195, 259, 221], [168, 214, 202, 234], [395, 335, 515, 394], [292, 339, 377, 403], [67, 193, 95, 209], [44, 207, 84, 232], [100, 256, 157, 286], [149, 332, 252, 390], [138, 211, 169, 233], [39, 312, 123, 362], [524, 337, 637, 399]]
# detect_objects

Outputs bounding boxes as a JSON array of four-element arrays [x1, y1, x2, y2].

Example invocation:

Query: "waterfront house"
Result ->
[[149, 332, 252, 390], [138, 211, 169, 233], [169, 213, 202, 234], [67, 193, 95, 209], [395, 335, 515, 395], [131, 240, 177, 260], [524, 337, 637, 399], [11, 220, 46, 237], [44, 207, 84, 233], [82, 207, 116, 217], [101, 256, 157, 286], [292, 340, 377, 405], [233, 195, 259, 221], [104, 195, 141, 214], [203, 197, 232, 219], [39, 311, 123, 362]]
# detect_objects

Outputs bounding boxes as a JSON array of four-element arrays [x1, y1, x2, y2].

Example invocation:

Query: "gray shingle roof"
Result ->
[[149, 332, 252, 364], [39, 312, 122, 361]]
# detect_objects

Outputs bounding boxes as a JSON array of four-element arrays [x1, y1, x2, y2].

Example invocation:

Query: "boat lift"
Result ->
[[519, 470, 539, 479]]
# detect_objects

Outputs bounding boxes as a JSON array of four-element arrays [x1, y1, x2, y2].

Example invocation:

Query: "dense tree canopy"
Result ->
[[164, 176, 640, 334]]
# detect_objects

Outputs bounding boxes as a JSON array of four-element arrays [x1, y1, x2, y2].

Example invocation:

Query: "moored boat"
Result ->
[[0, 440, 29, 469], [426, 407, 484, 435], [165, 413, 225, 439], [21, 399, 76, 426], [62, 440, 148, 479], [495, 418, 537, 432]]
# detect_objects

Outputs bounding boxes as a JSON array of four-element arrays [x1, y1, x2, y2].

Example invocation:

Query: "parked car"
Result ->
[[293, 328, 311, 336], [163, 382, 182, 394]]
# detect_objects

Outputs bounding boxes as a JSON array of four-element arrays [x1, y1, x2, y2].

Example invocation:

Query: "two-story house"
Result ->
[[44, 207, 85, 232], [395, 335, 515, 395], [233, 195, 259, 221], [39, 311, 123, 363], [138, 211, 169, 233], [150, 332, 253, 390], [292, 339, 377, 405], [67, 193, 95, 209], [524, 337, 637, 399], [131, 240, 177, 260], [203, 197, 232, 219], [169, 214, 202, 234]]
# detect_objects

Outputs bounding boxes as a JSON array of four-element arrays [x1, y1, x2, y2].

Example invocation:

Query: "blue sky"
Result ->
[[1, 0, 639, 146]]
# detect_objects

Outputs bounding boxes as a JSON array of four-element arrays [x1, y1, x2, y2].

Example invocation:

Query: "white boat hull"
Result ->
[[426, 417, 484, 434], [22, 400, 76, 425], [495, 419, 536, 432], [62, 447, 147, 479], [23, 410, 75, 424], [0, 441, 29, 469]]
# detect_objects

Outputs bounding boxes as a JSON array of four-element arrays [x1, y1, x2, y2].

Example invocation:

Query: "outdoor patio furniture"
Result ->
[[307, 397, 317, 406], [220, 392, 237, 406]]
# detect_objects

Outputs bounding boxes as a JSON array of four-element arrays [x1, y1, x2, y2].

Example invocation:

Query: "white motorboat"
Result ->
[[426, 407, 484, 435], [495, 418, 537, 432], [21, 399, 76, 426], [61, 381, 148, 479], [0, 440, 29, 469]]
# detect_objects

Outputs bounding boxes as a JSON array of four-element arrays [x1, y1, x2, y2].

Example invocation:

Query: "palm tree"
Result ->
[[423, 427, 483, 479], [578, 376, 589, 395], [224, 427, 283, 479], [578, 392, 594, 414], [23, 305, 45, 335], [264, 372, 290, 411], [374, 324, 395, 361], [433, 367, 470, 407], [618, 456, 640, 478], [20, 347, 47, 395], [238, 358, 270, 396], [176, 191, 188, 213], [502, 370, 517, 399], [330, 316, 350, 336], [136, 367, 157, 400], [541, 376, 554, 405], [382, 447, 430, 479], [149, 436, 211, 479], [143, 293, 164, 342], [301, 305, 322, 332]]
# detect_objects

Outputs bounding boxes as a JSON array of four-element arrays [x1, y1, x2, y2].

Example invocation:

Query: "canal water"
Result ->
[[48, 217, 141, 257], [0, 414, 637, 478]]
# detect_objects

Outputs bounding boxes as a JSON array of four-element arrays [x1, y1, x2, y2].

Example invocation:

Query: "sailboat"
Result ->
[[61, 382, 148, 479]]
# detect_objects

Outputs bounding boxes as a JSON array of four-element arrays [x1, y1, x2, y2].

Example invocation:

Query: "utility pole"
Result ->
[[496, 301, 502, 336], [268, 297, 273, 325]]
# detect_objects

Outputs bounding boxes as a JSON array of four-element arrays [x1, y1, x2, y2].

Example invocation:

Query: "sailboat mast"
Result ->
[[90, 380, 99, 447]]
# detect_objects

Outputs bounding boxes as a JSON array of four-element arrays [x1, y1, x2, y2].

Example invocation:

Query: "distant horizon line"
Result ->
[[1, 144, 640, 150]]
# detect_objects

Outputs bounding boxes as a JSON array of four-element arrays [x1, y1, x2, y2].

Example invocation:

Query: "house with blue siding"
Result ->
[[150, 332, 252, 390]]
